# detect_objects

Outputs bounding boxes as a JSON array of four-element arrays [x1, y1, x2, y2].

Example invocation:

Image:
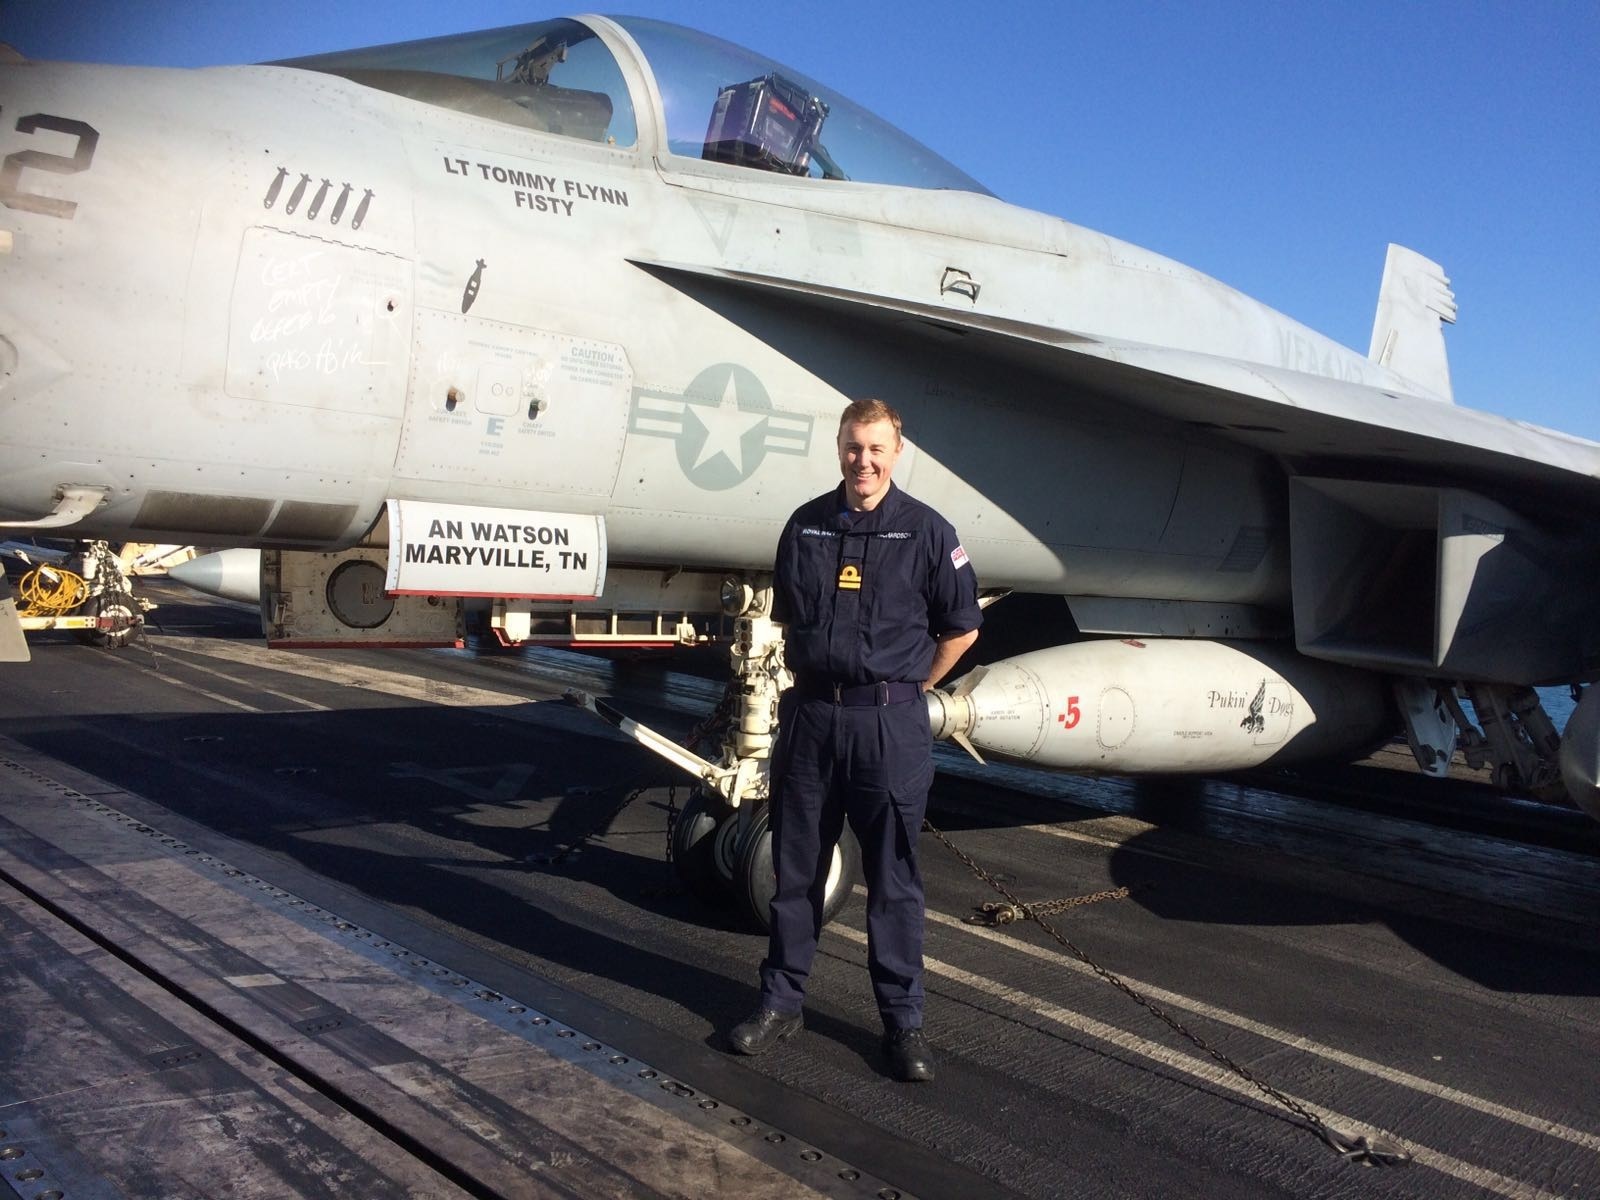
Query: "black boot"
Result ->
[[883, 1027, 935, 1082], [728, 1007, 803, 1055]]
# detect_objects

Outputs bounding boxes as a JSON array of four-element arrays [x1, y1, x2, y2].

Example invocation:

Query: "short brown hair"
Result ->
[[837, 398, 903, 445]]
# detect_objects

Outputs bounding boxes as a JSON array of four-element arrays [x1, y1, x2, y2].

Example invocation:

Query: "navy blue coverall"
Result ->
[[761, 481, 981, 1030]]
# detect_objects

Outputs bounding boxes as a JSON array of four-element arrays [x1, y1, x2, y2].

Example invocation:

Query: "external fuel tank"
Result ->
[[927, 639, 1391, 773]]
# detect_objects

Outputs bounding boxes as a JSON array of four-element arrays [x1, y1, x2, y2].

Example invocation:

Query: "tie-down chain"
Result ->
[[924, 819, 1411, 1167]]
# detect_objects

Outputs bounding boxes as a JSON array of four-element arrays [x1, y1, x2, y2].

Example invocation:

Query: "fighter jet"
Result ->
[[3, 15, 1597, 924]]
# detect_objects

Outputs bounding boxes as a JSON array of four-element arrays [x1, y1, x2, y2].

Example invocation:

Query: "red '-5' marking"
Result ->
[[1057, 696, 1081, 729]]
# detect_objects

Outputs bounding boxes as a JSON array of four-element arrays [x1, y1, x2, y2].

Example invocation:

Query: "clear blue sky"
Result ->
[[5, 1, 1596, 440]]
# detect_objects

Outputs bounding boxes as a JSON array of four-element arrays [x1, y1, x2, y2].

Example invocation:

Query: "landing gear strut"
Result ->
[[1435, 682, 1565, 801], [573, 577, 863, 928]]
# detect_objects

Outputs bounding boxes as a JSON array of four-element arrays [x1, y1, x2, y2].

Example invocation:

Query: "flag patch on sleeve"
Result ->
[[950, 545, 970, 569]]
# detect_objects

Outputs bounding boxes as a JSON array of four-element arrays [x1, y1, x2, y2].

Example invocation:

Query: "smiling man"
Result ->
[[727, 398, 981, 1082]]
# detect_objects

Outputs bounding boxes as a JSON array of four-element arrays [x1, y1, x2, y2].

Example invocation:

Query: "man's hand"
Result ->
[[923, 628, 979, 691]]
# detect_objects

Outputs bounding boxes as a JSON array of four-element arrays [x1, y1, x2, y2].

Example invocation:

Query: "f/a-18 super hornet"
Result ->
[[2, 15, 1597, 925]]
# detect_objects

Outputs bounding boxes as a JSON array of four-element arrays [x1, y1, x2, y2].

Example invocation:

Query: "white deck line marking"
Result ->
[[926, 907, 1600, 1154], [1011, 817, 1228, 868], [1019, 820, 1132, 850], [830, 924, 1566, 1200], [150, 636, 528, 709], [104, 652, 262, 713], [148, 652, 331, 712]]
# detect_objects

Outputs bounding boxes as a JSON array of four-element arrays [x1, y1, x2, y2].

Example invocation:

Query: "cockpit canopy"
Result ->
[[278, 15, 991, 195], [279, 18, 638, 147]]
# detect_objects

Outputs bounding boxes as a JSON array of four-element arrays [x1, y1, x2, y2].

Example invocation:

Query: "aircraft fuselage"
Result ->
[[4, 16, 1598, 676], [0, 31, 1410, 609]]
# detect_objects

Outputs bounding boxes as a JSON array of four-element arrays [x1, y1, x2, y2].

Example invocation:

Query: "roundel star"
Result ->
[[679, 365, 773, 488]]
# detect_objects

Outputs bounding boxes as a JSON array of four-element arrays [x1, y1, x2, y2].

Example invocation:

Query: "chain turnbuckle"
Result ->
[[966, 887, 1132, 926]]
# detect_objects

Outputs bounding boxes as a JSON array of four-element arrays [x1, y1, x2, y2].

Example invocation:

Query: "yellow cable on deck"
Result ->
[[18, 564, 89, 616]]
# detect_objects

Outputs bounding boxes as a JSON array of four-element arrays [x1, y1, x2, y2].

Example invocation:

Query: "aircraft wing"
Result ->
[[631, 258, 1600, 520]]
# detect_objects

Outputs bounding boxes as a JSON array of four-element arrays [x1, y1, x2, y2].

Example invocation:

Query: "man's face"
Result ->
[[837, 417, 902, 510]]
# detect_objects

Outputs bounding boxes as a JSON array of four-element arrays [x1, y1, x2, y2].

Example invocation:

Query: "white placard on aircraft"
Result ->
[[385, 500, 606, 599]]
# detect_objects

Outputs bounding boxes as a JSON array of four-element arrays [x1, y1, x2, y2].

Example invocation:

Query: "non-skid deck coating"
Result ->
[[0, 747, 898, 1200]]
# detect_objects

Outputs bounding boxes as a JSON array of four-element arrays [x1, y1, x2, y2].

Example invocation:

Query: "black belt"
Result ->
[[797, 679, 922, 706]]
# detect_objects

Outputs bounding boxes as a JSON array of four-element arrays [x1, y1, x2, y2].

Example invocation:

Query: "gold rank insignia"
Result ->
[[837, 564, 862, 590]]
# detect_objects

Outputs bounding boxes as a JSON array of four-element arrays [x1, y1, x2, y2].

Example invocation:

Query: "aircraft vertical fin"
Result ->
[[1367, 243, 1457, 403]]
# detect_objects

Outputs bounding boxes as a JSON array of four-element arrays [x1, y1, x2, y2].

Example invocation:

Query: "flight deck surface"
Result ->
[[3, 581, 1599, 1199]]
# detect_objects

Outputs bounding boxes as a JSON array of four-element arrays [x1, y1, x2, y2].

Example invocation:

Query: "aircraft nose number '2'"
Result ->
[[629, 364, 813, 490], [0, 112, 99, 219]]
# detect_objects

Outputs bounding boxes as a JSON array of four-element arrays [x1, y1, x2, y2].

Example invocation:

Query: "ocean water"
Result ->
[[1457, 687, 1576, 734], [1537, 686, 1579, 734]]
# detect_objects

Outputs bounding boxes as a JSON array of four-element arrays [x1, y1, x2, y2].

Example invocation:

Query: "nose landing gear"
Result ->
[[7, 540, 149, 649], [573, 578, 863, 929]]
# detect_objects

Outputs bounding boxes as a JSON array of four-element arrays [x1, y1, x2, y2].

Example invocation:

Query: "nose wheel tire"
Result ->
[[76, 595, 139, 648], [670, 787, 741, 903], [734, 805, 862, 932]]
